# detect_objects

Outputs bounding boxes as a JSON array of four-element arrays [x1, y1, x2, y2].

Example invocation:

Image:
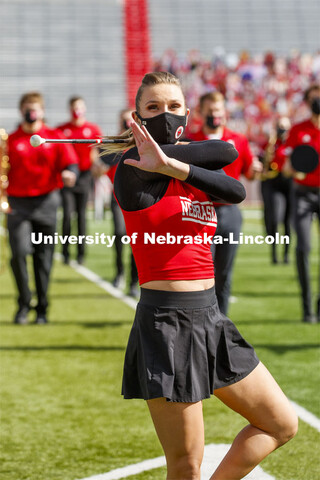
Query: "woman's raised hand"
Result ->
[[124, 120, 190, 181], [123, 121, 171, 174]]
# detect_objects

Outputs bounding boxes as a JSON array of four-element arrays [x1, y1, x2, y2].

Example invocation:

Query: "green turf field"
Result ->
[[0, 208, 319, 480]]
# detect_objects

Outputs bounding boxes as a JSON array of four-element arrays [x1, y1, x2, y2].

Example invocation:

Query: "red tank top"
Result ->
[[119, 179, 217, 285]]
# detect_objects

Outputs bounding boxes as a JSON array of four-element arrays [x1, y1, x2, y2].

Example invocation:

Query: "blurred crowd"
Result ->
[[153, 48, 320, 154]]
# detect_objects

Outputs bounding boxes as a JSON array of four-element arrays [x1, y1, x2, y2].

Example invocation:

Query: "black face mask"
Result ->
[[24, 109, 38, 124], [311, 98, 320, 115], [122, 120, 130, 131], [276, 127, 287, 138], [206, 115, 223, 130], [136, 112, 187, 144]]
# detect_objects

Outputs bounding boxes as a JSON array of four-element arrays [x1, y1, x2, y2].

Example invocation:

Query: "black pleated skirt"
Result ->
[[122, 286, 259, 403]]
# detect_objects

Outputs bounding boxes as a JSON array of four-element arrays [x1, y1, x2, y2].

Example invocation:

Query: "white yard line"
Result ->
[[241, 209, 262, 219], [76, 443, 276, 480], [76, 455, 165, 480], [290, 400, 320, 433], [57, 255, 138, 310]]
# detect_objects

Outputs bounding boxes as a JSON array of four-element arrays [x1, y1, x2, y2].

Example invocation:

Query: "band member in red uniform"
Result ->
[[260, 117, 293, 264], [57, 96, 102, 264], [188, 91, 262, 315], [101, 72, 297, 480], [284, 84, 320, 323], [8, 92, 78, 324]]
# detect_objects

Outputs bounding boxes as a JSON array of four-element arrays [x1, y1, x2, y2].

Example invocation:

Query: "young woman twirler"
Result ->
[[102, 72, 297, 480]]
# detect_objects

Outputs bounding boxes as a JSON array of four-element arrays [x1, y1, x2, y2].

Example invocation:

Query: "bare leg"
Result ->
[[147, 398, 204, 480], [211, 362, 298, 480]]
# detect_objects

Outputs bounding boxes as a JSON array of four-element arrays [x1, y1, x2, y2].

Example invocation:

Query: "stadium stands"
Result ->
[[1, 0, 319, 137], [0, 0, 125, 134]]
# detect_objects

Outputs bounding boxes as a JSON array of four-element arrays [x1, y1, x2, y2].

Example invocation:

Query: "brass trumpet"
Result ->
[[0, 128, 10, 212], [261, 129, 280, 181]]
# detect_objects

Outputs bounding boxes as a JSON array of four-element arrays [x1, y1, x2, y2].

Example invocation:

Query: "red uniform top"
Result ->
[[118, 179, 217, 285], [285, 119, 320, 187], [189, 128, 253, 180], [8, 124, 78, 197], [57, 121, 102, 171], [273, 143, 287, 172]]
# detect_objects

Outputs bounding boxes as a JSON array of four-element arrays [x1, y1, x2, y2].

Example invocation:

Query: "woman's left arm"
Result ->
[[185, 165, 246, 204], [160, 140, 238, 170]]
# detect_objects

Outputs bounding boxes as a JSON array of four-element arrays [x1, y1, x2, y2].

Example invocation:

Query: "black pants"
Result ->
[[211, 205, 242, 316], [293, 184, 320, 317], [261, 174, 293, 263], [61, 170, 91, 259], [7, 191, 59, 314], [111, 194, 138, 285]]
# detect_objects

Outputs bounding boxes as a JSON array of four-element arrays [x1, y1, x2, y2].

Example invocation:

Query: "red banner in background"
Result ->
[[124, 0, 151, 109]]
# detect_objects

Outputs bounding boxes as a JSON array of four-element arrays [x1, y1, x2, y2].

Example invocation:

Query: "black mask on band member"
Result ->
[[205, 115, 223, 130], [311, 98, 320, 115], [24, 109, 38, 124], [122, 120, 130, 131], [136, 112, 187, 144], [276, 127, 287, 138]]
